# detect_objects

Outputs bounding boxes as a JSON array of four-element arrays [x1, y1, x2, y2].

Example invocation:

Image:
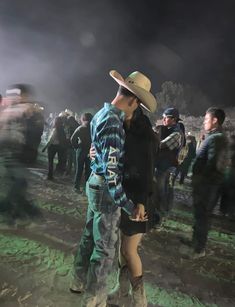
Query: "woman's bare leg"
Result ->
[[120, 233, 143, 278]]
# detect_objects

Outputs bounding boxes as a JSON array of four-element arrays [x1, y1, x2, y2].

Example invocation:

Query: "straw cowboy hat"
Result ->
[[109, 70, 157, 113]]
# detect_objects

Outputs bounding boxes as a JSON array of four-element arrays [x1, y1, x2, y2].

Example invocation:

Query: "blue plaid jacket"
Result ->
[[90, 103, 135, 215]]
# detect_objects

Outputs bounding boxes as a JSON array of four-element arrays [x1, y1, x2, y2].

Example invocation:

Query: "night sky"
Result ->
[[0, 0, 234, 114]]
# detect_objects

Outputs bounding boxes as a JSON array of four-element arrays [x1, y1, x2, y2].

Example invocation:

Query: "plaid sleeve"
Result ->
[[161, 132, 181, 150], [102, 126, 135, 216]]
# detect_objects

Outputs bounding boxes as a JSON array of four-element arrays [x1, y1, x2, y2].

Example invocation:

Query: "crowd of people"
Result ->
[[0, 72, 234, 307]]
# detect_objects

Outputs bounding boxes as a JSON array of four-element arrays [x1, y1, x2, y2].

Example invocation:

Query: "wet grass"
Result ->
[[163, 219, 235, 248], [0, 233, 73, 276], [146, 283, 217, 307], [36, 200, 83, 219]]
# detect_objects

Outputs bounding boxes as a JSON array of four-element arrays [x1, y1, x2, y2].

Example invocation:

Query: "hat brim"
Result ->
[[109, 70, 157, 113]]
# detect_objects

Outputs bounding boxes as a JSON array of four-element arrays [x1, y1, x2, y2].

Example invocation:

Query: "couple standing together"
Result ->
[[70, 70, 158, 307]]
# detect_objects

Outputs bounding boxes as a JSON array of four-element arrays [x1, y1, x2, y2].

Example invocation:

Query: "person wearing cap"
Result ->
[[155, 107, 185, 218], [70, 70, 157, 307]]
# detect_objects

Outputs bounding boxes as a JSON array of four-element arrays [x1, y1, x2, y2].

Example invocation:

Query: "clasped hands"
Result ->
[[89, 145, 147, 222], [129, 203, 148, 222]]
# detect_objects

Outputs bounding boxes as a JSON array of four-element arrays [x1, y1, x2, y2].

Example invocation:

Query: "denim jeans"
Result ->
[[192, 182, 221, 252], [74, 149, 91, 190], [156, 167, 175, 216], [73, 172, 121, 298]]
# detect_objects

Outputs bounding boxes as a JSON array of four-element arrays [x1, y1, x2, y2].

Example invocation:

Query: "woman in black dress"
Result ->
[[109, 106, 158, 306]]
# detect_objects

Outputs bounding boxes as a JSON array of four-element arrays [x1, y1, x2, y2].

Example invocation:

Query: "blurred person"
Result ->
[[70, 70, 157, 307], [0, 84, 42, 220], [65, 115, 79, 175], [58, 111, 70, 174], [45, 112, 55, 131], [181, 107, 227, 259], [0, 94, 3, 111], [42, 116, 67, 180], [5, 84, 44, 164], [70, 113, 93, 193]]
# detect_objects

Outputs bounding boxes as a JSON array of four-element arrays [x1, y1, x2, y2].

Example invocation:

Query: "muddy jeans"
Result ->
[[73, 172, 121, 299]]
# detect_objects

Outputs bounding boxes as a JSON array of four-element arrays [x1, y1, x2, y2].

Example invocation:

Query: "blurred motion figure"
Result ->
[[0, 83, 42, 220]]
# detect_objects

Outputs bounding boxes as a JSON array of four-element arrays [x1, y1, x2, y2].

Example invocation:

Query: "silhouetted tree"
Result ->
[[155, 81, 211, 116]]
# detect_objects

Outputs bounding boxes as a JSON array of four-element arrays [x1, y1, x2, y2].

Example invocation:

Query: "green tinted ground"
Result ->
[[0, 168, 234, 306]]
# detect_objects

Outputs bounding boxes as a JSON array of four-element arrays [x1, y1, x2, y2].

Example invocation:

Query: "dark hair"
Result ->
[[53, 117, 67, 146], [118, 86, 141, 103], [81, 112, 93, 123], [206, 107, 225, 125]]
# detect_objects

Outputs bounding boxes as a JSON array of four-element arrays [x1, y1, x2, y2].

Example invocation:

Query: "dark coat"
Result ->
[[192, 129, 227, 186], [70, 123, 91, 155], [123, 110, 158, 205], [120, 108, 159, 235]]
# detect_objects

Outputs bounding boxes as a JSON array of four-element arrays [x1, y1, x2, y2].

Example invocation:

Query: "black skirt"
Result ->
[[120, 187, 160, 236], [120, 209, 148, 236]]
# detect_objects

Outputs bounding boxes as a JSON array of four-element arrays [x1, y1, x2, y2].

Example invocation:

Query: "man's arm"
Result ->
[[101, 126, 135, 216], [70, 126, 82, 149], [160, 131, 181, 150]]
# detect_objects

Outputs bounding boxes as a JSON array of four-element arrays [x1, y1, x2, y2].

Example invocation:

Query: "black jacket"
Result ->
[[123, 108, 158, 206]]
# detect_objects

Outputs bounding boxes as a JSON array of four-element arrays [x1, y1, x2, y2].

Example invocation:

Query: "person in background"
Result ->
[[65, 115, 79, 176], [5, 84, 44, 164], [0, 84, 42, 221], [155, 107, 185, 217], [174, 134, 196, 184], [57, 112, 70, 175], [220, 135, 235, 219], [0, 94, 3, 111], [70, 113, 93, 193], [70, 70, 156, 307], [181, 107, 227, 259], [42, 116, 67, 180]]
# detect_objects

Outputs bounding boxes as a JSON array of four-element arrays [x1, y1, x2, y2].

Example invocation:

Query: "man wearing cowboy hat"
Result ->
[[70, 70, 157, 306]]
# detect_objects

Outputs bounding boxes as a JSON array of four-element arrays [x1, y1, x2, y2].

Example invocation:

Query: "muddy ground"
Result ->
[[0, 160, 234, 307]]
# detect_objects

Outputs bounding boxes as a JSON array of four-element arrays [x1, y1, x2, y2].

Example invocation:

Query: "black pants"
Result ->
[[192, 182, 221, 252], [0, 161, 39, 218], [66, 147, 76, 174], [74, 149, 91, 189]]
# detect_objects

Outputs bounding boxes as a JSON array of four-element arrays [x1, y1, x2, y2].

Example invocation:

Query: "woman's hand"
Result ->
[[130, 204, 148, 222], [89, 144, 96, 160]]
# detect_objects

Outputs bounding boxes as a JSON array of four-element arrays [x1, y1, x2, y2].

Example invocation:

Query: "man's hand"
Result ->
[[89, 144, 96, 160], [130, 204, 148, 222]]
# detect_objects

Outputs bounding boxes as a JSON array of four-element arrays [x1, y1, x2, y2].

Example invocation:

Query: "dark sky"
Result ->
[[0, 0, 234, 114]]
